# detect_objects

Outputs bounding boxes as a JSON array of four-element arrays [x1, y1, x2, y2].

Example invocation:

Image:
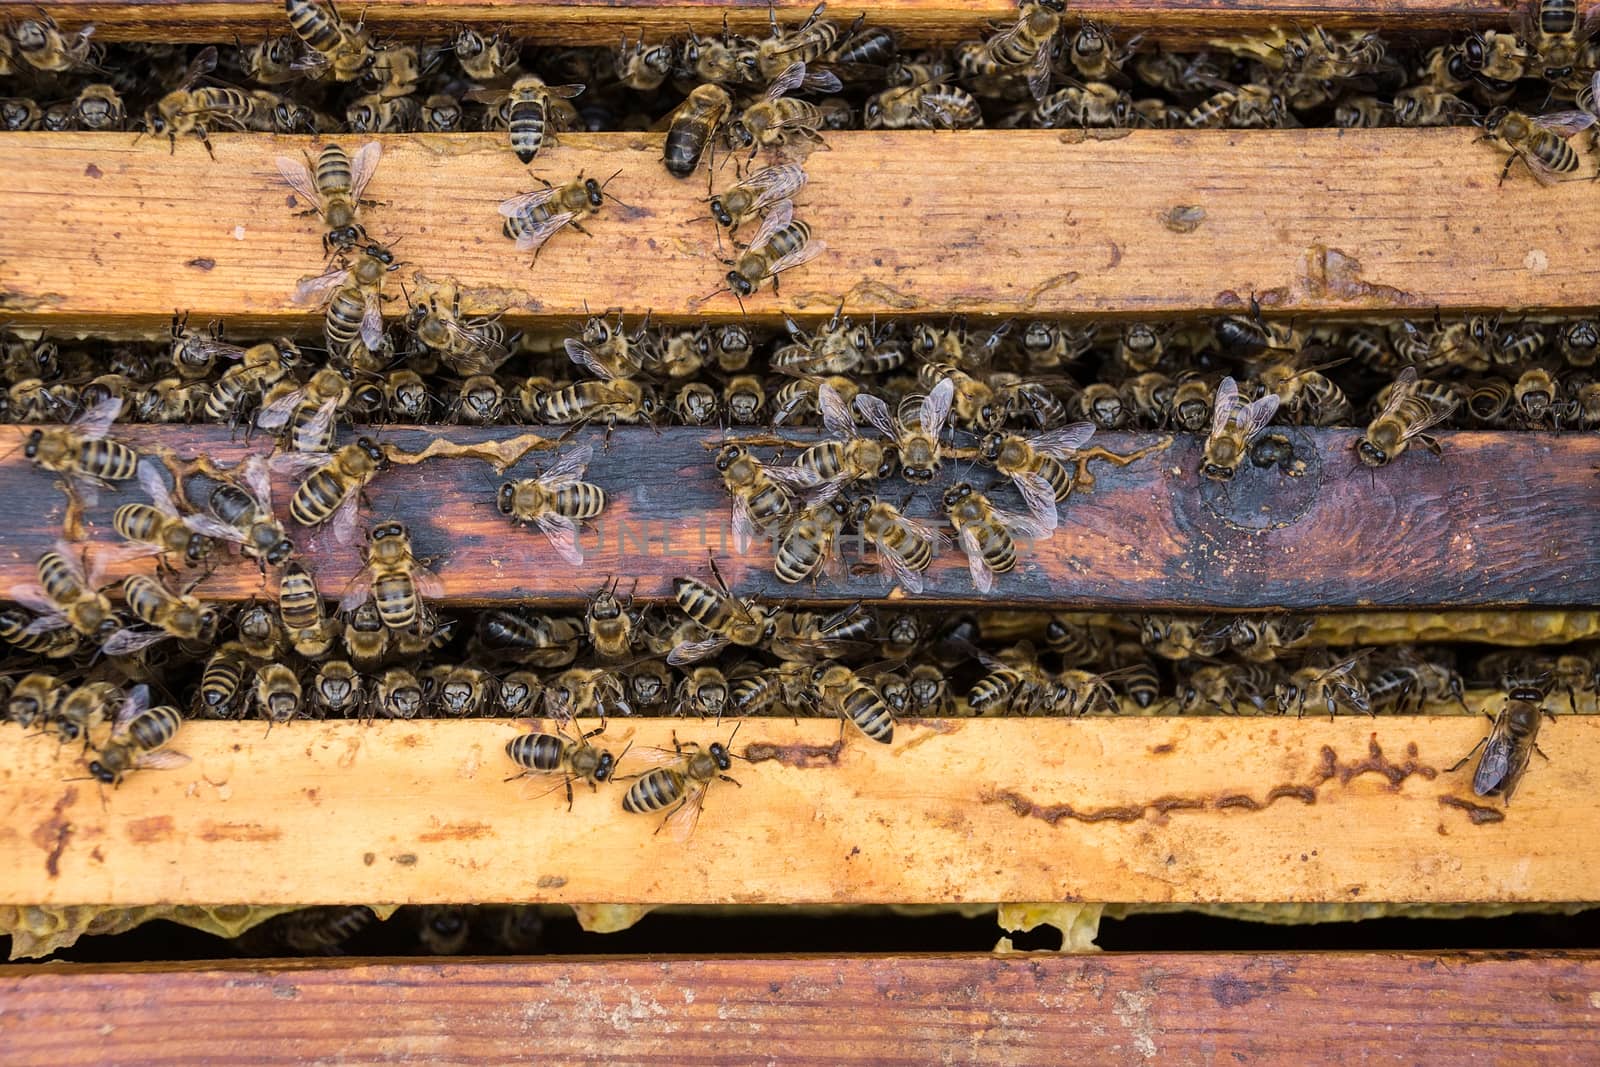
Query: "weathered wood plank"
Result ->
[[0, 715, 1593, 906], [2, 425, 1597, 609], [2, 131, 1596, 331], [5, 953, 1600, 1067], [5, 0, 1534, 45]]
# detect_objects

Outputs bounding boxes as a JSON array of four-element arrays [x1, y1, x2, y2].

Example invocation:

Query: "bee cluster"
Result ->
[[2, 1, 1598, 179]]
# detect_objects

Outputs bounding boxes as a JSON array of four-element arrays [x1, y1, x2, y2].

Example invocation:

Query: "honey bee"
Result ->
[[9, 11, 95, 71], [499, 170, 623, 263], [274, 141, 382, 254], [276, 436, 390, 543], [204, 454, 297, 567], [622, 658, 672, 714], [293, 242, 397, 370], [523, 367, 657, 427], [864, 81, 984, 129], [425, 664, 491, 718], [242, 33, 300, 84], [202, 340, 302, 425], [713, 442, 818, 552], [121, 574, 223, 649], [360, 43, 423, 99], [475, 609, 581, 667], [967, 641, 1057, 715], [1481, 103, 1595, 185], [564, 311, 650, 380], [664, 84, 735, 178], [621, 730, 743, 839], [854, 375, 955, 483], [944, 481, 1050, 594], [791, 382, 895, 494], [445, 374, 507, 424], [50, 682, 120, 747], [719, 199, 824, 300], [617, 35, 675, 90], [370, 667, 424, 719], [543, 666, 630, 719], [1185, 80, 1293, 129], [142, 47, 258, 157], [727, 59, 841, 159], [7, 671, 67, 729], [1358, 367, 1458, 467], [979, 422, 1097, 531], [708, 163, 808, 243], [496, 444, 606, 565], [506, 723, 619, 809], [669, 558, 776, 665], [345, 92, 417, 133], [12, 543, 122, 647], [985, 0, 1064, 99], [1177, 662, 1277, 714], [419, 93, 466, 133], [285, 0, 376, 82], [1276, 652, 1373, 718], [0, 607, 80, 659], [672, 665, 728, 719], [278, 562, 337, 658], [405, 280, 511, 377], [1453, 683, 1555, 804], [774, 496, 851, 585], [1140, 615, 1227, 660], [1200, 376, 1280, 481], [754, 2, 843, 78], [586, 578, 637, 662], [257, 366, 353, 453], [113, 463, 220, 567], [495, 670, 543, 717], [1460, 29, 1530, 83], [683, 22, 761, 85], [1031, 80, 1133, 128], [452, 26, 521, 81], [254, 663, 304, 725], [1392, 86, 1476, 127], [310, 660, 363, 717], [467, 74, 585, 163], [338, 522, 442, 632], [70, 83, 125, 131], [674, 382, 721, 424], [1225, 615, 1312, 662], [0, 97, 40, 130], [1066, 19, 1140, 80], [1334, 94, 1388, 128], [87, 685, 189, 787], [20, 396, 140, 497], [194, 648, 249, 719]]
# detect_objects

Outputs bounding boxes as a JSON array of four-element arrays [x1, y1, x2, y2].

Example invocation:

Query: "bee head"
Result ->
[[88, 761, 115, 784], [863, 97, 883, 126], [726, 270, 755, 297], [1201, 460, 1235, 480], [357, 436, 389, 467], [95, 616, 122, 641], [829, 498, 851, 520], [978, 432, 1005, 462], [496, 482, 517, 514], [184, 535, 212, 565], [942, 482, 972, 508], [197, 608, 222, 645], [1356, 439, 1388, 467], [22, 429, 43, 458], [593, 751, 615, 781], [584, 178, 604, 207], [265, 538, 296, 566], [725, 121, 753, 150], [372, 521, 405, 542]]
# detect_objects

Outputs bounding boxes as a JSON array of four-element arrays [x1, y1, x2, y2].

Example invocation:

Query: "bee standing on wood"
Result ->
[[1479, 103, 1595, 185], [506, 723, 621, 810], [713, 442, 818, 553], [274, 436, 390, 545], [620, 729, 743, 840], [664, 84, 734, 178], [1452, 683, 1556, 805], [944, 481, 1051, 594], [275, 141, 382, 254], [86, 685, 189, 787], [499, 171, 626, 264], [669, 558, 777, 665], [467, 74, 585, 163], [293, 243, 398, 370], [20, 396, 140, 499], [1357, 366, 1458, 468], [339, 521, 443, 631], [113, 462, 221, 567], [1200, 376, 1280, 481], [853, 376, 955, 484], [853, 497, 939, 594], [978, 422, 1097, 532], [497, 444, 607, 565]]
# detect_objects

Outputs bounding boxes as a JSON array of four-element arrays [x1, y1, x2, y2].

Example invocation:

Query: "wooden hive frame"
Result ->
[[2, 0, 1600, 1059]]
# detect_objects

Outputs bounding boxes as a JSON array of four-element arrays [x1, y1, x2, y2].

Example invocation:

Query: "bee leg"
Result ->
[[1447, 735, 1488, 773], [199, 131, 215, 162], [564, 775, 575, 812], [1497, 152, 1516, 187], [570, 221, 591, 237], [1534, 744, 1551, 762], [1419, 434, 1443, 457], [718, 774, 742, 787]]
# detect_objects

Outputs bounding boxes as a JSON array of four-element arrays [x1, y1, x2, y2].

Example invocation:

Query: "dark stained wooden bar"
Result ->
[[4, 953, 1600, 1065], [1, 425, 1595, 609], [6, 0, 1533, 45]]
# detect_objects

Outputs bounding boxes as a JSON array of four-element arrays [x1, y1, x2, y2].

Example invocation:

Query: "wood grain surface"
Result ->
[[4, 953, 1600, 1066], [2, 425, 1596, 609], [2, 131, 1597, 331], [3, 0, 1536, 45], [0, 715, 1594, 906]]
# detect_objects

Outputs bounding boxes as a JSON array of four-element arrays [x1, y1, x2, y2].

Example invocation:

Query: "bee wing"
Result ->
[[816, 381, 856, 437], [462, 87, 510, 106], [853, 393, 898, 439], [1531, 109, 1596, 137], [348, 141, 383, 200], [292, 268, 351, 306], [730, 494, 757, 554], [615, 746, 689, 775], [1238, 393, 1281, 443], [274, 154, 319, 201], [1029, 421, 1097, 457], [338, 569, 375, 612], [112, 684, 151, 731], [239, 455, 276, 511], [134, 749, 192, 771], [766, 464, 821, 489], [497, 186, 561, 217], [443, 318, 509, 366], [183, 512, 240, 540], [183, 336, 249, 363], [413, 565, 447, 601], [1012, 471, 1061, 533], [545, 82, 586, 99], [1472, 730, 1514, 796], [1211, 376, 1242, 436], [72, 396, 124, 439], [299, 397, 340, 448], [766, 239, 826, 279], [563, 338, 614, 379], [270, 449, 329, 481], [534, 513, 585, 566], [1375, 365, 1419, 422], [1399, 397, 1457, 442], [290, 51, 332, 73], [959, 527, 997, 594], [745, 198, 795, 251], [766, 61, 808, 99], [920, 376, 955, 437], [662, 781, 709, 842], [254, 388, 306, 431], [330, 494, 363, 546], [993, 506, 1052, 544], [360, 291, 385, 352], [742, 163, 808, 210], [513, 212, 577, 253], [871, 540, 925, 595], [19, 610, 70, 636], [802, 69, 844, 94], [668, 633, 731, 666], [101, 627, 170, 657], [538, 444, 594, 487], [1026, 45, 1054, 101], [137, 462, 180, 517]]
